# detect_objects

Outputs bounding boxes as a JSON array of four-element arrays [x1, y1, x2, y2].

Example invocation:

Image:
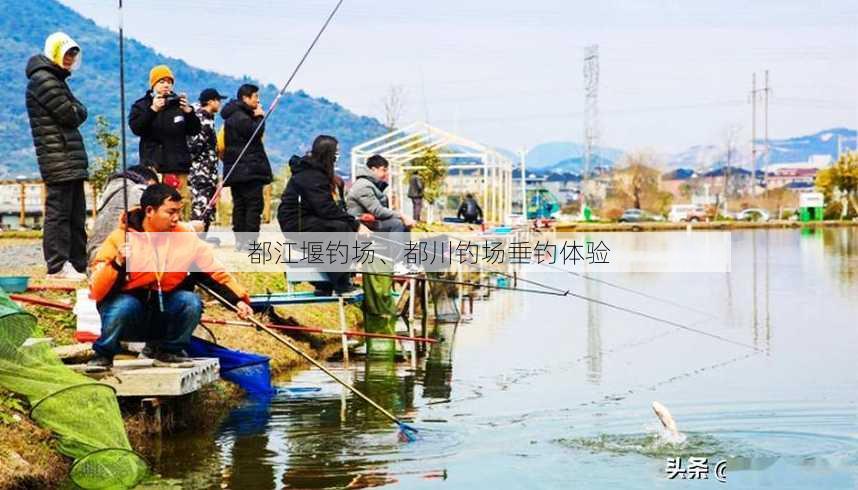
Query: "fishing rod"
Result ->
[[201, 0, 346, 225], [10, 294, 73, 311], [198, 283, 419, 442], [367, 234, 760, 352], [201, 317, 438, 344], [118, 0, 128, 226], [359, 271, 569, 297]]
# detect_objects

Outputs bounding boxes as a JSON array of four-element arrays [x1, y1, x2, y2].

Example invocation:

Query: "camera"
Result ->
[[161, 92, 181, 107]]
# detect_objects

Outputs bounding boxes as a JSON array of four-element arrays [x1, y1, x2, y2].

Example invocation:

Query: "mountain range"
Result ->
[[0, 0, 387, 179], [525, 142, 623, 170], [2, 1, 854, 182], [521, 127, 856, 176], [666, 127, 856, 171]]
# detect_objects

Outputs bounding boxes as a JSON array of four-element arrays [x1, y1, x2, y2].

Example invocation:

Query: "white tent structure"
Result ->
[[350, 121, 515, 223]]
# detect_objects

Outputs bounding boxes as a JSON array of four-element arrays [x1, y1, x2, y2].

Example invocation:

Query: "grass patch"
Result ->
[[0, 230, 42, 240], [0, 390, 68, 489]]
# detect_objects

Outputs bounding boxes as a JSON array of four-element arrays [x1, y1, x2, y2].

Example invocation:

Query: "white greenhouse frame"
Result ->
[[350, 121, 514, 223]]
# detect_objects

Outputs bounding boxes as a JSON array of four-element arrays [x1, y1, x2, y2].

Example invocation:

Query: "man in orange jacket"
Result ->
[[88, 183, 253, 367]]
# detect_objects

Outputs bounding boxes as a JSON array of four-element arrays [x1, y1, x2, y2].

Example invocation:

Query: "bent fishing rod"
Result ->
[[201, 0, 346, 225], [366, 234, 760, 352], [198, 283, 419, 442]]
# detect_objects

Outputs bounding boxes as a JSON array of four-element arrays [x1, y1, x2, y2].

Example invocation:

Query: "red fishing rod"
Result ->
[[201, 317, 437, 344]]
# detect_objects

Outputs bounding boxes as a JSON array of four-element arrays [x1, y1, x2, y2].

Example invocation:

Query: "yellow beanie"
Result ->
[[149, 65, 174, 88]]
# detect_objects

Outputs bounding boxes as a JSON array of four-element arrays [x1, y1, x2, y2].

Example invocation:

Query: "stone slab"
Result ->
[[69, 358, 220, 397]]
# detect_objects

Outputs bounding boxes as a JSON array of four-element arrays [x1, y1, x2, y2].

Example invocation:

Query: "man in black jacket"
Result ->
[[222, 84, 273, 251], [25, 32, 89, 280], [457, 193, 483, 224], [129, 65, 201, 218]]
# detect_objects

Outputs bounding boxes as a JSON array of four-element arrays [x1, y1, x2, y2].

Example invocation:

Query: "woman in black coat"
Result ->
[[25, 33, 89, 277], [278, 135, 370, 295]]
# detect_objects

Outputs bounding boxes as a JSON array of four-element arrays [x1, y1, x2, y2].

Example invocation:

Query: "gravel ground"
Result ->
[[0, 241, 45, 274]]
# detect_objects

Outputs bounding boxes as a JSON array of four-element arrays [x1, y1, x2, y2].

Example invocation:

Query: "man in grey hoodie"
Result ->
[[86, 166, 158, 263], [346, 154, 415, 232]]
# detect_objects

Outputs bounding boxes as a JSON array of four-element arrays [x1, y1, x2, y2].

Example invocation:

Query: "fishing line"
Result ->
[[368, 234, 760, 352], [201, 0, 346, 223], [540, 263, 719, 321], [444, 232, 718, 320]]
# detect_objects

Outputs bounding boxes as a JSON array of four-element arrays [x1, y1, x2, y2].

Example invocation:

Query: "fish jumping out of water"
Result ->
[[652, 401, 680, 438]]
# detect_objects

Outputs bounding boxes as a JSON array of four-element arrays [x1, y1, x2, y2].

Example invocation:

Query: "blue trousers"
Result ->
[[94, 290, 202, 358]]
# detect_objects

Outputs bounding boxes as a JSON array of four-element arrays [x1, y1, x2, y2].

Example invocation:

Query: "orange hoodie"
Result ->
[[89, 208, 249, 304]]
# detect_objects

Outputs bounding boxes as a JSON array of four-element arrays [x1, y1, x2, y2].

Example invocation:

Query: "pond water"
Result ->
[[146, 228, 858, 489]]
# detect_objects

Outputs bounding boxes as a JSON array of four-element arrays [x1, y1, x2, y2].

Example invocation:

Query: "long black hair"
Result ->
[[310, 134, 338, 193]]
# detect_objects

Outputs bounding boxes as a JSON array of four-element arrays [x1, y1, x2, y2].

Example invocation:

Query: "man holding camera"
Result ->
[[129, 65, 201, 217]]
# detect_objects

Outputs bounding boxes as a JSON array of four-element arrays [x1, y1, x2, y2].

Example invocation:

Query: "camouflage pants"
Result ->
[[189, 174, 218, 222]]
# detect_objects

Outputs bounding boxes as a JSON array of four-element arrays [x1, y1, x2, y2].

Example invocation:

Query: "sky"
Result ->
[[60, 0, 857, 155]]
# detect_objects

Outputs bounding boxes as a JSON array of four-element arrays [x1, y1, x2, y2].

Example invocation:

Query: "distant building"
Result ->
[[764, 154, 832, 190], [766, 167, 818, 189], [543, 173, 581, 204], [0, 180, 45, 229], [701, 166, 753, 198], [445, 168, 484, 196], [660, 168, 696, 197], [0, 179, 94, 230]]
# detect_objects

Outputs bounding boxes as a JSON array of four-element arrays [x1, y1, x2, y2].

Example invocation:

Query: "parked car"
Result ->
[[618, 208, 664, 223], [668, 204, 707, 223], [736, 208, 770, 222]]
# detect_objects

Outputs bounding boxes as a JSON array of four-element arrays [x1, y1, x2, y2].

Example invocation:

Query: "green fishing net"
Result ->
[[0, 292, 147, 489], [361, 261, 398, 357], [427, 272, 461, 324]]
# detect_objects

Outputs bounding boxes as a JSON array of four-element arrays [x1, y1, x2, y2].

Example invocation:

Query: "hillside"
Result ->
[[0, 0, 388, 179], [525, 142, 623, 169], [547, 154, 615, 174]]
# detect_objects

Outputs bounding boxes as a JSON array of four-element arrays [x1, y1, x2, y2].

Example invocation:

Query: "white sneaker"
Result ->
[[47, 262, 86, 282], [393, 263, 421, 276]]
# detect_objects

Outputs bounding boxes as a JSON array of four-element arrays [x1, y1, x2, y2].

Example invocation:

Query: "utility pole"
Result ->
[[18, 181, 26, 227], [519, 148, 527, 217], [750, 73, 757, 197], [763, 70, 770, 191], [582, 45, 599, 220], [749, 70, 771, 197]]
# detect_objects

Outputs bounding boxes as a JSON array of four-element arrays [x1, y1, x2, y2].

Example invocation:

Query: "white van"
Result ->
[[668, 204, 705, 223]]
